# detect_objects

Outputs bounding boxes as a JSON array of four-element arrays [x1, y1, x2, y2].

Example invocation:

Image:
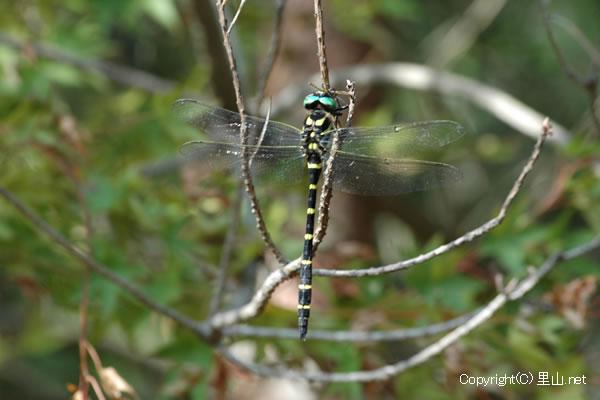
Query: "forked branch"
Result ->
[[218, 236, 600, 381], [206, 119, 553, 328], [214, 0, 286, 264]]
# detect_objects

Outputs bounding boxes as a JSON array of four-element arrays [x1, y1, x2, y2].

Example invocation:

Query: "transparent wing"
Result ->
[[328, 151, 462, 196], [174, 99, 302, 147], [181, 140, 306, 184], [337, 120, 465, 159]]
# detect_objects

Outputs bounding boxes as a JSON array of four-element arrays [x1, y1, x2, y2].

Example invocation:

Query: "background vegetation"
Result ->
[[1, 0, 599, 398]]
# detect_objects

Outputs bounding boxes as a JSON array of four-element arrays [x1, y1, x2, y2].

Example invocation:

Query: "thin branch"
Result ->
[[314, 118, 552, 277], [187, 0, 237, 108], [250, 99, 273, 165], [222, 310, 474, 341], [0, 187, 209, 339], [313, 0, 330, 91], [539, 0, 600, 134], [208, 0, 341, 326], [226, 0, 247, 35], [210, 0, 288, 315], [209, 103, 273, 316], [73, 172, 93, 400], [206, 119, 552, 327], [208, 259, 301, 329], [254, 0, 288, 112], [214, 0, 287, 264], [313, 80, 356, 250], [551, 15, 600, 68], [424, 0, 507, 68], [219, 236, 600, 382], [85, 376, 107, 400], [0, 33, 175, 93], [270, 63, 571, 143], [539, 1, 588, 85], [85, 341, 104, 374], [78, 263, 91, 400], [312, 126, 340, 252]]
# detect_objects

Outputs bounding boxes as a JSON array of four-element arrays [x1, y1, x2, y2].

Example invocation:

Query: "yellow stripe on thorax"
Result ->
[[314, 117, 326, 127], [307, 163, 322, 169]]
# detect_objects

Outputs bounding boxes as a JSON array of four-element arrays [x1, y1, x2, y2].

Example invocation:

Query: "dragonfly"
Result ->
[[175, 92, 465, 339]]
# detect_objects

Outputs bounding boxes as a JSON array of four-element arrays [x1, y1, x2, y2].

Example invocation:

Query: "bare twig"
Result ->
[[539, 1, 589, 85], [424, 0, 507, 67], [271, 63, 571, 143], [313, 0, 331, 91], [222, 310, 474, 341], [206, 119, 552, 327], [250, 100, 272, 165], [208, 259, 301, 328], [74, 173, 93, 400], [0, 33, 175, 93], [219, 236, 600, 381], [208, 1, 342, 327], [314, 118, 553, 277], [187, 0, 237, 108], [254, 0, 288, 111], [78, 264, 91, 400], [343, 80, 358, 127], [0, 187, 209, 339], [551, 15, 600, 68], [226, 0, 247, 35], [209, 103, 273, 316], [313, 80, 356, 250], [214, 0, 286, 264], [312, 128, 340, 252], [210, 0, 288, 315], [539, 0, 600, 134], [85, 376, 107, 400]]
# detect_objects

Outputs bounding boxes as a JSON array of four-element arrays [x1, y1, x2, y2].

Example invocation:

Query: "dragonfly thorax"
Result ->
[[303, 109, 334, 157]]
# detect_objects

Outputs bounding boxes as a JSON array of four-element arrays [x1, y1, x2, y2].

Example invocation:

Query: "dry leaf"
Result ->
[[544, 276, 597, 329], [99, 367, 138, 400]]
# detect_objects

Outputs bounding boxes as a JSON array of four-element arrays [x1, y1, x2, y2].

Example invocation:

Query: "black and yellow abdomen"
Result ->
[[298, 109, 333, 339]]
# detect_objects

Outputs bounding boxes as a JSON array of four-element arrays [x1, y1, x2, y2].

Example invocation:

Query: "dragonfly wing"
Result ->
[[181, 140, 306, 185], [174, 99, 302, 147], [337, 120, 465, 159], [327, 151, 462, 196]]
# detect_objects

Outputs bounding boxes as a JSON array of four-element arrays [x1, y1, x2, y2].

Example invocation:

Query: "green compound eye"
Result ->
[[318, 95, 338, 110], [303, 94, 320, 108]]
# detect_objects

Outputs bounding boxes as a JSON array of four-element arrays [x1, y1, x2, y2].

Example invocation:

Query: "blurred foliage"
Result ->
[[1, 0, 599, 399]]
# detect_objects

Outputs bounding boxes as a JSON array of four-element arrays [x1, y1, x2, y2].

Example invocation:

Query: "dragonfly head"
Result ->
[[303, 92, 339, 114]]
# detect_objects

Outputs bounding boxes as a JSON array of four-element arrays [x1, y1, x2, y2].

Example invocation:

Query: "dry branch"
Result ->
[[219, 236, 600, 381], [0, 33, 175, 93], [0, 187, 208, 339], [206, 119, 552, 327], [214, 0, 287, 264], [222, 310, 474, 341]]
